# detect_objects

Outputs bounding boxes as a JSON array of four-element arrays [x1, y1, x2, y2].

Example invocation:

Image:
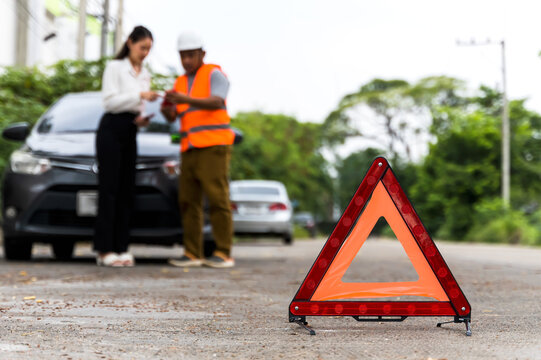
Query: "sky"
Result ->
[[121, 0, 541, 157]]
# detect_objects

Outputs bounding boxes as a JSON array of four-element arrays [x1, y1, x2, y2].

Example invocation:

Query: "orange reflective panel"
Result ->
[[311, 182, 449, 302]]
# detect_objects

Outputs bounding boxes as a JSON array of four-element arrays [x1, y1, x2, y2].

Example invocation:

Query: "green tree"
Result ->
[[230, 112, 334, 220], [411, 109, 501, 239], [324, 79, 420, 160], [47, 59, 107, 99], [466, 198, 539, 245], [336, 148, 383, 211], [330, 77, 541, 244], [324, 76, 467, 162], [411, 87, 541, 243], [0, 67, 50, 177]]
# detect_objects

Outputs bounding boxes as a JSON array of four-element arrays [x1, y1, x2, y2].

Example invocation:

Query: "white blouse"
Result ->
[[102, 57, 151, 114]]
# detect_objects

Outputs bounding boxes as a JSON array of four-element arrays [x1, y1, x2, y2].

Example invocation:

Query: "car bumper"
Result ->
[[232, 217, 293, 236], [2, 167, 210, 244]]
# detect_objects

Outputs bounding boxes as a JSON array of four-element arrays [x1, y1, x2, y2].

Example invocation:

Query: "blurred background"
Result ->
[[1, 0, 540, 245]]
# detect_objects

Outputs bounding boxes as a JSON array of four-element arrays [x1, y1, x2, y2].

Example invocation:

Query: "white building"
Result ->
[[0, 0, 43, 66], [0, 0, 117, 67]]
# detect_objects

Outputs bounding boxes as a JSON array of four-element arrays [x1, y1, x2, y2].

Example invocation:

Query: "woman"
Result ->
[[94, 26, 158, 267]]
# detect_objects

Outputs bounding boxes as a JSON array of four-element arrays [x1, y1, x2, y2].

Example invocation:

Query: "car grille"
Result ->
[[26, 186, 180, 229], [48, 184, 162, 194], [28, 209, 179, 229]]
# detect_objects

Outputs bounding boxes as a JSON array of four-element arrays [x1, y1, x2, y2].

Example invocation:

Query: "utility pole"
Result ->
[[457, 39, 510, 205], [500, 40, 510, 206], [114, 0, 124, 53], [15, 0, 29, 66], [100, 0, 110, 58], [77, 0, 87, 59]]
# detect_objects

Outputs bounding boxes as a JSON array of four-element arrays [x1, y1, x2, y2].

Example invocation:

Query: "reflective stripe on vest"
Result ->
[[173, 64, 234, 152]]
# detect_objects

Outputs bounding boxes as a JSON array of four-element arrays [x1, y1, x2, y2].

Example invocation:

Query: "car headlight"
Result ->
[[162, 160, 180, 176], [10, 150, 51, 175]]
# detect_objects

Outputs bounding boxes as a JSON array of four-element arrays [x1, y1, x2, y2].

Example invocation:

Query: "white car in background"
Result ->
[[230, 180, 294, 244]]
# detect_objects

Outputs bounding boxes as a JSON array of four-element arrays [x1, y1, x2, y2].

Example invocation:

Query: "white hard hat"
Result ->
[[177, 32, 204, 51]]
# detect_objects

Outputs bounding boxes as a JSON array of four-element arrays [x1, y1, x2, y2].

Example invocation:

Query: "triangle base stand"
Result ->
[[291, 316, 315, 335], [437, 316, 472, 336], [290, 314, 472, 336]]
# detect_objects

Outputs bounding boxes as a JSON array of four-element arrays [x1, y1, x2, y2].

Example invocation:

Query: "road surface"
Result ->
[[0, 237, 540, 359]]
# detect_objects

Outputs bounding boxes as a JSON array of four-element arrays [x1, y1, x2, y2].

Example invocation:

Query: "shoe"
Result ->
[[96, 253, 123, 267], [168, 255, 203, 267], [203, 255, 235, 268], [117, 252, 135, 267]]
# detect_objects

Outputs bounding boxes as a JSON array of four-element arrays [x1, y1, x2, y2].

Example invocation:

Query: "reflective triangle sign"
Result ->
[[289, 157, 471, 335]]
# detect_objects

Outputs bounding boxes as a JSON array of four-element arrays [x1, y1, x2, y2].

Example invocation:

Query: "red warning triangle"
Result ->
[[290, 157, 470, 322]]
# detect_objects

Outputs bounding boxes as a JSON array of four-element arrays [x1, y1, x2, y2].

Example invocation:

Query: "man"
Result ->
[[161, 32, 235, 268]]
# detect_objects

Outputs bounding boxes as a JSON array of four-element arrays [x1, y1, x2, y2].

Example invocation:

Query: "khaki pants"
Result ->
[[179, 145, 233, 259]]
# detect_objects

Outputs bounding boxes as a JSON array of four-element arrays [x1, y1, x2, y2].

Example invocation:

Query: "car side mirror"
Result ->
[[2, 122, 30, 142], [232, 127, 243, 145]]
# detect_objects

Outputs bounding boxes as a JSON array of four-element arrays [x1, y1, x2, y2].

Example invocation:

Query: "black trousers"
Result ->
[[94, 112, 137, 253]]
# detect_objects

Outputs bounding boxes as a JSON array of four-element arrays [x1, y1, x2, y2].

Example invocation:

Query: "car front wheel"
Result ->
[[283, 234, 293, 245], [52, 241, 75, 260], [3, 237, 32, 261]]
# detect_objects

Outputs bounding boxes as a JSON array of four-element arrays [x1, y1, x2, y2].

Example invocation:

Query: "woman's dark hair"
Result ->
[[115, 26, 153, 60]]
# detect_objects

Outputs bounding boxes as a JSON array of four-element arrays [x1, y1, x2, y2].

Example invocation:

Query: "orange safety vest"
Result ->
[[173, 64, 235, 152]]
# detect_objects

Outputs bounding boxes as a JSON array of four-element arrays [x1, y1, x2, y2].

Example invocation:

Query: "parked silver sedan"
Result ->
[[230, 180, 293, 244]]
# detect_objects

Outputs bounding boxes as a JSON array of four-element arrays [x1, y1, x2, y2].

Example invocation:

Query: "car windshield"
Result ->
[[36, 94, 174, 134], [231, 186, 281, 196]]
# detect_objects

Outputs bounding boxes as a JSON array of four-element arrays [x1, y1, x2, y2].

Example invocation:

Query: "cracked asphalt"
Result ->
[[0, 237, 540, 359]]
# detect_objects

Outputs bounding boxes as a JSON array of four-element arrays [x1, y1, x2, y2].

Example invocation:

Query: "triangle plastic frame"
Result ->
[[289, 157, 471, 335]]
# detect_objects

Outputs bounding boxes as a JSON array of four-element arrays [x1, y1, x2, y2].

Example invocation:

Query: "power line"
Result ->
[[15, 0, 51, 41]]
